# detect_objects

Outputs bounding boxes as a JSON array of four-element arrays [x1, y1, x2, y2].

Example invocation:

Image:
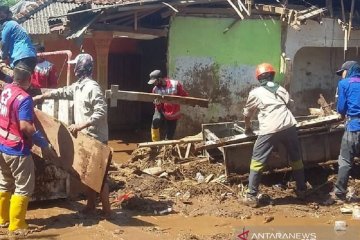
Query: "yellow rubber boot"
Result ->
[[9, 195, 29, 232], [0, 191, 11, 226], [151, 128, 160, 142]]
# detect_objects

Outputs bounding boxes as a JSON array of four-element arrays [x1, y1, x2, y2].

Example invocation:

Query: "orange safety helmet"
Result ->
[[255, 63, 275, 80]]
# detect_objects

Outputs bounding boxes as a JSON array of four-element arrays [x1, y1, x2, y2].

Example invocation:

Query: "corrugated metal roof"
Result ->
[[58, 0, 120, 5], [19, 1, 109, 34], [16, 0, 157, 34], [21, 2, 81, 34]]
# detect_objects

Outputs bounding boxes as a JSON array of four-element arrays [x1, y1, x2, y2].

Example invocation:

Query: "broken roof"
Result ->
[[12, 0, 165, 35], [11, 0, 360, 37]]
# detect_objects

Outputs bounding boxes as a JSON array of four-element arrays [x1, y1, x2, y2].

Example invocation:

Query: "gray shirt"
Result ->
[[243, 85, 297, 135], [48, 77, 108, 143]]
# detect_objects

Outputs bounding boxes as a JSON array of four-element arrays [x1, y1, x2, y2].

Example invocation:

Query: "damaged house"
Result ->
[[12, 0, 360, 136]]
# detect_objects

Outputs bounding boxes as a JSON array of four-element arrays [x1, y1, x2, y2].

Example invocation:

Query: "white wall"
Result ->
[[285, 18, 360, 115], [285, 18, 360, 60], [290, 47, 360, 114]]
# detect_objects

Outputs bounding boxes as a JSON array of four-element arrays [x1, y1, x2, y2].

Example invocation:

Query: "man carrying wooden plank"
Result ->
[[242, 63, 306, 208], [148, 69, 189, 141], [325, 61, 360, 205], [33, 53, 112, 217], [0, 63, 56, 234]]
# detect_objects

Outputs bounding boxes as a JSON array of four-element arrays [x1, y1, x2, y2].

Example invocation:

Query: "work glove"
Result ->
[[41, 143, 58, 161]]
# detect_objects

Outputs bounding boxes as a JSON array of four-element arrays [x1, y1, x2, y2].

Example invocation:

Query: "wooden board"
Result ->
[[32, 109, 111, 193], [138, 138, 202, 148], [105, 85, 209, 108]]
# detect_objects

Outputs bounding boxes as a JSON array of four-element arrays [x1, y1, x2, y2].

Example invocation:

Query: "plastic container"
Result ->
[[334, 221, 347, 231]]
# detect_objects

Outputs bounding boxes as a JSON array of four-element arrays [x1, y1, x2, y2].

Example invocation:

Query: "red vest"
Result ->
[[0, 84, 29, 147], [152, 79, 182, 120]]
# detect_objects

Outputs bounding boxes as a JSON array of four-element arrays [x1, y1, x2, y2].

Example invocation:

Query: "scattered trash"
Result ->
[[154, 207, 173, 215], [340, 205, 353, 214], [334, 221, 347, 231], [241, 214, 251, 220], [211, 174, 226, 183], [159, 172, 169, 178], [113, 229, 124, 235], [273, 183, 286, 190], [258, 194, 273, 206], [195, 172, 205, 183], [142, 167, 164, 176], [112, 192, 134, 204], [182, 191, 191, 201], [220, 192, 233, 202], [352, 206, 360, 220], [309, 203, 319, 210], [156, 159, 162, 167], [205, 174, 214, 183], [347, 187, 356, 201], [263, 216, 274, 223]]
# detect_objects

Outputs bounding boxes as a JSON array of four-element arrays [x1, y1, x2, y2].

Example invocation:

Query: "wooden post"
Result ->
[[108, 85, 119, 107], [93, 31, 112, 90], [185, 143, 192, 159]]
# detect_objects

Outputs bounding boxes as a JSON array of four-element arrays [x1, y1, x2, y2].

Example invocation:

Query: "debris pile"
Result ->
[[108, 140, 360, 219]]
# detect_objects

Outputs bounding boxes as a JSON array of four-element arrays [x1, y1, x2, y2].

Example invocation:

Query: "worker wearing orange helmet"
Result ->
[[242, 63, 306, 207]]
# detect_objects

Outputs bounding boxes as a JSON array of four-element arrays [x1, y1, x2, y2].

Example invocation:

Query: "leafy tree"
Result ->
[[1, 0, 19, 7]]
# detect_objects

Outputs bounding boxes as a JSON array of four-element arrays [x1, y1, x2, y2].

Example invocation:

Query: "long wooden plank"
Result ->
[[105, 85, 209, 108], [32, 109, 111, 193], [197, 114, 342, 151], [196, 132, 258, 151], [138, 138, 202, 148]]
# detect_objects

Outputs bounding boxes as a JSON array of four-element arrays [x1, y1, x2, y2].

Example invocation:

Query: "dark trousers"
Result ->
[[247, 126, 306, 196], [334, 131, 360, 196], [152, 110, 177, 140]]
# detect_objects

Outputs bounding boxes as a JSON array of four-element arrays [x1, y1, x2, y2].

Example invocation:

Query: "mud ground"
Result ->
[[5, 134, 360, 240]]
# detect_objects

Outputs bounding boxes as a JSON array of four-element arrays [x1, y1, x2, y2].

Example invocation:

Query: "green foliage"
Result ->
[[1, 0, 19, 7]]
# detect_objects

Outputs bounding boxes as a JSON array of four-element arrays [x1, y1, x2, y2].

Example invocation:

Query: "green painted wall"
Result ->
[[167, 16, 284, 136], [168, 17, 284, 82]]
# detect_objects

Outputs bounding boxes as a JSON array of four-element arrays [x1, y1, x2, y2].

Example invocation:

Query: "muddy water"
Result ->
[[108, 130, 150, 165], [108, 140, 138, 164], [23, 200, 360, 240]]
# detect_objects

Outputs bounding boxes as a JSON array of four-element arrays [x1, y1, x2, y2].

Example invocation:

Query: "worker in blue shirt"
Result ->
[[0, 5, 36, 72], [326, 61, 360, 205]]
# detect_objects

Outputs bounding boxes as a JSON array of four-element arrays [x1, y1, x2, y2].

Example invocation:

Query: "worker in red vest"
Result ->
[[148, 70, 188, 141], [0, 63, 56, 234]]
